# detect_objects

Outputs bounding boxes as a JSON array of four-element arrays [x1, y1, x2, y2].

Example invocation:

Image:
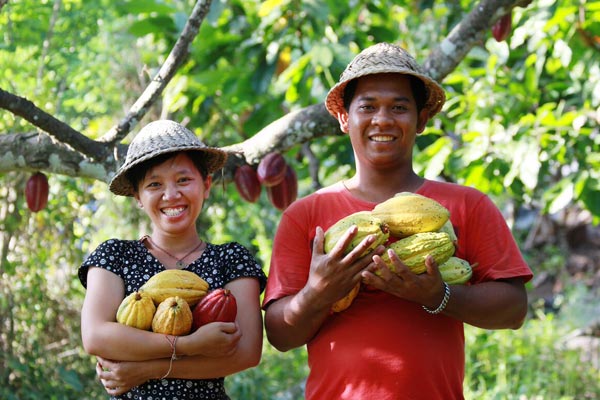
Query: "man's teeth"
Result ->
[[162, 207, 185, 216], [371, 135, 394, 142]]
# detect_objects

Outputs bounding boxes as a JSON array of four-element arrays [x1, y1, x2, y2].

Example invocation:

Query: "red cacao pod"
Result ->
[[257, 152, 287, 187], [192, 288, 237, 331], [234, 165, 261, 203], [25, 172, 49, 212], [492, 13, 512, 42], [266, 165, 298, 211]]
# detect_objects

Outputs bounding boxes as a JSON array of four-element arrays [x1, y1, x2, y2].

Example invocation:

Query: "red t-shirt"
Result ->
[[263, 180, 533, 400]]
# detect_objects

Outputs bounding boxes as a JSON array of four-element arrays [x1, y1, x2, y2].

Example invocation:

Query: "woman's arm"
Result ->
[[93, 277, 263, 393], [81, 267, 172, 361]]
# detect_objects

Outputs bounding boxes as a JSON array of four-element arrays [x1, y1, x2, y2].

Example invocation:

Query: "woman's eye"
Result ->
[[146, 181, 160, 188]]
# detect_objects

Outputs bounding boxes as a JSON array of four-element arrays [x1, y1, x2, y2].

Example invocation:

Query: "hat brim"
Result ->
[[325, 69, 446, 120], [109, 147, 228, 197]]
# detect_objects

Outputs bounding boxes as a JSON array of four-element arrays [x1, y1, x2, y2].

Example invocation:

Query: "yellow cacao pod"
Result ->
[[152, 296, 193, 336], [382, 231, 455, 275], [140, 269, 209, 307], [372, 192, 450, 238], [116, 291, 156, 330], [331, 283, 360, 313], [324, 211, 389, 256], [439, 256, 473, 285]]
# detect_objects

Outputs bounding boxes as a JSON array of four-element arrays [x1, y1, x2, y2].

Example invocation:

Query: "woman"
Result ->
[[80, 120, 266, 399]]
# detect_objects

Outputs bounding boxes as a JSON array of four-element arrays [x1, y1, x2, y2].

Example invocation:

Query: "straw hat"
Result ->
[[325, 42, 446, 119], [109, 120, 228, 196]]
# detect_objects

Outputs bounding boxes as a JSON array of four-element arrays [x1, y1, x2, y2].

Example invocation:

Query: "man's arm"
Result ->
[[265, 226, 385, 351], [362, 253, 528, 329]]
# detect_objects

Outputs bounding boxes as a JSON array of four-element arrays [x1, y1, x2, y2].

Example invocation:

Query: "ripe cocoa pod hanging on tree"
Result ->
[[234, 164, 261, 203], [25, 172, 49, 212], [192, 288, 237, 331], [257, 152, 287, 187], [492, 13, 512, 42], [266, 164, 298, 211]]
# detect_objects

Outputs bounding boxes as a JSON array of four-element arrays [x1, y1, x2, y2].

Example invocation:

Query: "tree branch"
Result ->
[[99, 0, 213, 145], [0, 88, 111, 161], [0, 0, 533, 183]]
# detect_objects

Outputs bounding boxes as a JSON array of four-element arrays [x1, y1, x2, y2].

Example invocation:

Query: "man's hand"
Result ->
[[361, 251, 447, 309]]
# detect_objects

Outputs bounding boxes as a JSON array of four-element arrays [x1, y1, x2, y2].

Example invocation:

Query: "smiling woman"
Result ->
[[78, 120, 267, 399]]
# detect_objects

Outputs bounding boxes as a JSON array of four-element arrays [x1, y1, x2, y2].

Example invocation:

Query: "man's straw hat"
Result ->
[[325, 42, 445, 118], [109, 120, 227, 196]]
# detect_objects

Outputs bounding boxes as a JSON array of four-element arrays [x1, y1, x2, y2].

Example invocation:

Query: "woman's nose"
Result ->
[[162, 183, 181, 200]]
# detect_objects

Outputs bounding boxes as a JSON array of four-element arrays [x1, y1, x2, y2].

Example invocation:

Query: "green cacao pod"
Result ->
[[382, 231, 455, 275], [324, 211, 389, 256], [116, 291, 156, 330], [438, 220, 457, 243], [439, 256, 473, 285]]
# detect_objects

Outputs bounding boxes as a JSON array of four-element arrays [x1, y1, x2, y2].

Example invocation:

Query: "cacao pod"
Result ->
[[266, 164, 298, 211], [381, 231, 455, 275], [324, 211, 389, 256], [257, 152, 287, 187], [439, 256, 473, 285], [140, 269, 209, 307], [191, 288, 238, 331], [492, 13, 512, 42], [152, 296, 193, 336], [331, 282, 360, 313], [116, 291, 156, 330], [25, 172, 49, 212], [371, 192, 450, 238], [234, 165, 261, 203], [438, 220, 457, 243]]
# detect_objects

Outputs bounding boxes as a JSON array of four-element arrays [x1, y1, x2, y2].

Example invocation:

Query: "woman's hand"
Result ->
[[96, 357, 147, 396], [180, 321, 241, 358]]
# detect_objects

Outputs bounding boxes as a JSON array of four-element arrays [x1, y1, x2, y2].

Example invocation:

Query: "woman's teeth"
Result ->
[[162, 207, 185, 216]]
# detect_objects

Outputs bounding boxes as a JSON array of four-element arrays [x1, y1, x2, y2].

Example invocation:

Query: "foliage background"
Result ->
[[1, 0, 599, 398]]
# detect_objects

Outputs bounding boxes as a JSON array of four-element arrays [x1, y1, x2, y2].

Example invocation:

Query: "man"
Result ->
[[262, 42, 532, 399]]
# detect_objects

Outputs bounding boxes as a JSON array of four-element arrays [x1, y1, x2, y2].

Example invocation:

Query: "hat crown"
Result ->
[[340, 43, 424, 82], [125, 120, 206, 165]]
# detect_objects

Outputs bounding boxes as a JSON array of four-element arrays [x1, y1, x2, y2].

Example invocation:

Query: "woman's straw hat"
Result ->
[[109, 120, 228, 196], [325, 42, 446, 118]]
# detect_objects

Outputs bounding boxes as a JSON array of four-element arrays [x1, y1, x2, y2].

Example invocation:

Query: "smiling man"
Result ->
[[262, 43, 533, 400]]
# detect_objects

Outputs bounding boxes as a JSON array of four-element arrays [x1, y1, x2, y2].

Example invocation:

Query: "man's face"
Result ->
[[338, 73, 429, 170]]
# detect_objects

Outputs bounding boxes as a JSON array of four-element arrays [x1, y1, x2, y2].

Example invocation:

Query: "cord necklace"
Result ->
[[142, 235, 204, 268]]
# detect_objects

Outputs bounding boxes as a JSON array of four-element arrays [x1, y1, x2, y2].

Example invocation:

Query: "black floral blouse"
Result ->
[[79, 238, 267, 400]]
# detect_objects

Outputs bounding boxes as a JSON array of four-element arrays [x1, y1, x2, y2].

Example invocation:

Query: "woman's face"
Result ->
[[134, 153, 211, 237]]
